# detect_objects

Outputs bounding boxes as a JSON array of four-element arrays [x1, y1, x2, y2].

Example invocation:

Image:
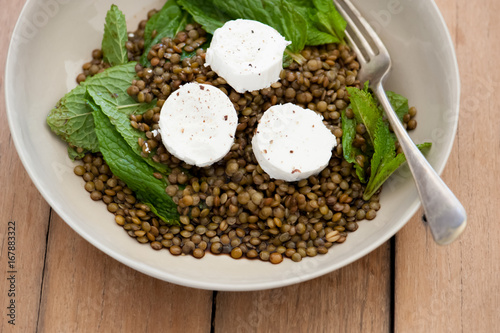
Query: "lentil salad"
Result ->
[[47, 1, 430, 264]]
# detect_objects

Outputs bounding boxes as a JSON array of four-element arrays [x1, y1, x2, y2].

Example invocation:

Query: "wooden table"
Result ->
[[1, 0, 499, 332]]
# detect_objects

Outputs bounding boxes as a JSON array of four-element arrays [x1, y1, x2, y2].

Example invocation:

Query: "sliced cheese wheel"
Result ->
[[159, 83, 238, 167], [252, 104, 337, 181], [205, 19, 290, 93]]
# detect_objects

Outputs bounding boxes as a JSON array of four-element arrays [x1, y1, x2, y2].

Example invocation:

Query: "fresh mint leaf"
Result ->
[[341, 109, 366, 182], [386, 91, 409, 122], [84, 62, 169, 174], [282, 52, 293, 68], [141, 0, 191, 66], [288, 0, 346, 45], [415, 142, 432, 154], [345, 85, 432, 199], [363, 142, 432, 200], [102, 5, 128, 66], [346, 86, 381, 144], [262, 0, 308, 53], [92, 103, 179, 225], [178, 0, 308, 53], [355, 164, 367, 183], [310, 0, 346, 43], [305, 29, 340, 46], [341, 110, 356, 164], [48, 62, 168, 173], [67, 146, 86, 160], [370, 118, 396, 178], [177, 0, 228, 33], [143, 0, 181, 47], [47, 84, 99, 152], [363, 81, 370, 92]]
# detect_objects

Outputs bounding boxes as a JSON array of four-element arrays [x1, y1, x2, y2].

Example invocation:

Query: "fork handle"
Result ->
[[373, 84, 467, 245]]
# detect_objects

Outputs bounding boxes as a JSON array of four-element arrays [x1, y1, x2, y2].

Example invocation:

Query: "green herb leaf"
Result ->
[[141, 0, 191, 66], [363, 81, 370, 92], [415, 142, 432, 154], [287, 0, 346, 45], [48, 63, 168, 173], [341, 110, 356, 164], [178, 0, 308, 53], [282, 52, 293, 68], [177, 0, 228, 33], [305, 29, 339, 46], [67, 146, 86, 160], [355, 164, 367, 183], [363, 142, 432, 200], [263, 0, 308, 53], [346, 86, 381, 144], [370, 118, 396, 178], [310, 0, 346, 43], [84, 62, 169, 174], [102, 5, 128, 66], [386, 91, 409, 122], [144, 0, 181, 47], [47, 84, 99, 152], [341, 109, 366, 182], [91, 102, 179, 225], [345, 85, 432, 198], [47, 60, 134, 154]]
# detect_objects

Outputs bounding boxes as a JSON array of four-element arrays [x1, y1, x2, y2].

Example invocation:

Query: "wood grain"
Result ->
[[0, 1, 51, 332], [214, 243, 391, 333], [394, 0, 500, 332]]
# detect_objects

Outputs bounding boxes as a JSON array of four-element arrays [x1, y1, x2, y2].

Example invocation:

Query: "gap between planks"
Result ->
[[35, 208, 52, 332]]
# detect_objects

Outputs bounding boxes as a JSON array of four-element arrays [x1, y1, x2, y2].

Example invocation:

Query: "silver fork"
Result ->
[[333, 0, 466, 245]]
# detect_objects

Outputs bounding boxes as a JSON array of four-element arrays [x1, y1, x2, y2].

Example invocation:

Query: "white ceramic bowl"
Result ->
[[5, 0, 459, 291]]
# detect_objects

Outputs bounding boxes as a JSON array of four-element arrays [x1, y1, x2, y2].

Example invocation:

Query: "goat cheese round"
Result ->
[[159, 83, 238, 167], [252, 104, 337, 182], [205, 19, 291, 93]]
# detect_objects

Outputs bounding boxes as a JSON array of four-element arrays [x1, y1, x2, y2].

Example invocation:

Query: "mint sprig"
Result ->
[[102, 5, 128, 66]]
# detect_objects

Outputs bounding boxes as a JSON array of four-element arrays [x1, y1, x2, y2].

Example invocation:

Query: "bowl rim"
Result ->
[[5, 0, 460, 291]]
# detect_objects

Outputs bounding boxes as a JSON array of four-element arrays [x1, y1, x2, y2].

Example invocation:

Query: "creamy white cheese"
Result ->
[[252, 104, 337, 182], [159, 83, 238, 167], [205, 19, 290, 93]]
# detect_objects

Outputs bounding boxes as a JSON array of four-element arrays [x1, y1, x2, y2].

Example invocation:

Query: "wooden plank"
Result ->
[[395, 0, 500, 331], [37, 213, 213, 333], [214, 242, 391, 333], [0, 0, 51, 332]]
